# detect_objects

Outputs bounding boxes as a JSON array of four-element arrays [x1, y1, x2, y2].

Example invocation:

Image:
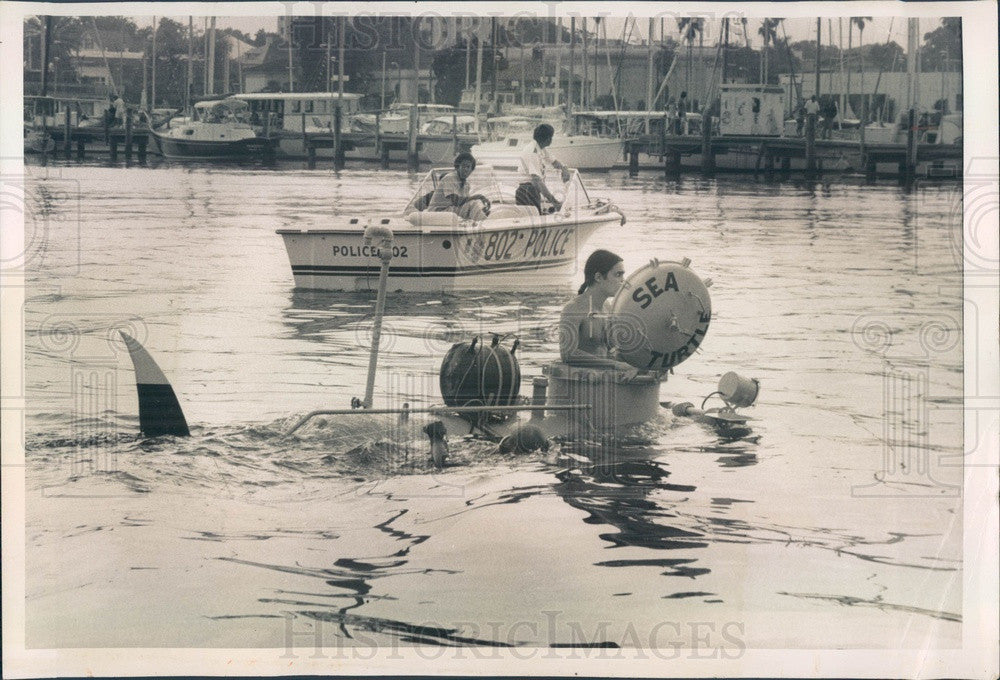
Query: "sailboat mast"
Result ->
[[207, 17, 216, 95], [338, 15, 345, 98], [581, 18, 588, 108], [186, 17, 193, 113], [287, 20, 294, 91], [646, 17, 654, 132], [906, 18, 918, 113], [814, 18, 821, 98], [151, 16, 157, 109], [569, 17, 575, 116], [203, 18, 208, 95], [326, 18, 332, 91], [473, 22, 483, 127], [722, 18, 728, 86], [41, 16, 52, 96], [490, 16, 498, 103], [554, 17, 562, 107], [838, 18, 845, 118]]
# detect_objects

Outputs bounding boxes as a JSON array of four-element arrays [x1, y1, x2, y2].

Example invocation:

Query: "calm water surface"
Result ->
[[21, 160, 963, 651]]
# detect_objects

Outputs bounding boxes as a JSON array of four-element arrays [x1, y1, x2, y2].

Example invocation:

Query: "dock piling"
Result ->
[[665, 148, 681, 176], [40, 120, 49, 166], [301, 112, 308, 162], [905, 108, 917, 181], [700, 114, 715, 175], [859, 100, 868, 167], [333, 105, 344, 170], [407, 105, 419, 171], [63, 112, 72, 158], [628, 143, 639, 177], [124, 109, 134, 162], [805, 113, 817, 174]]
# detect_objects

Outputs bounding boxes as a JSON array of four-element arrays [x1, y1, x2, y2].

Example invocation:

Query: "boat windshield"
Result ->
[[194, 99, 251, 124], [403, 166, 591, 214], [403, 167, 506, 214]]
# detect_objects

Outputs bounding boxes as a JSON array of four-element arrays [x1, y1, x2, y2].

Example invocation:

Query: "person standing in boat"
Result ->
[[515, 124, 571, 214], [559, 249, 639, 380], [427, 152, 490, 220]]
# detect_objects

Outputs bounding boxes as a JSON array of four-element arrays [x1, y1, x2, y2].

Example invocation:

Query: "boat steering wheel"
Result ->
[[468, 194, 491, 215]]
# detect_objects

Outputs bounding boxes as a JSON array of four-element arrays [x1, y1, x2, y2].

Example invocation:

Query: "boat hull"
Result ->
[[278, 214, 616, 293], [152, 131, 272, 160], [473, 137, 624, 171]]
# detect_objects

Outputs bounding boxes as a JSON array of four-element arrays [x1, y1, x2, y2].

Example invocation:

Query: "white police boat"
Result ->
[[276, 166, 624, 293]]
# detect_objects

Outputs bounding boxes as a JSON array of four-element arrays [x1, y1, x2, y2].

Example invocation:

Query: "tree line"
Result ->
[[24, 15, 961, 109]]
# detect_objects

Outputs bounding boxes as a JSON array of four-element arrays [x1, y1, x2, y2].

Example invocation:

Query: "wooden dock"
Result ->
[[31, 108, 151, 164], [299, 131, 478, 170], [624, 113, 962, 180]]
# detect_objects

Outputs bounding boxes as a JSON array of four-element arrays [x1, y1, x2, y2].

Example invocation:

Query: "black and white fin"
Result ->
[[119, 331, 190, 437]]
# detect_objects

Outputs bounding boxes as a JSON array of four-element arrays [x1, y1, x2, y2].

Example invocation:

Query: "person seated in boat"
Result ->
[[426, 152, 490, 220], [559, 249, 639, 381], [515, 124, 572, 214]]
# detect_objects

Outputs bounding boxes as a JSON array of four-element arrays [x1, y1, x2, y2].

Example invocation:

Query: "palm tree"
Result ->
[[851, 16, 872, 120], [676, 17, 703, 96], [758, 18, 780, 83]]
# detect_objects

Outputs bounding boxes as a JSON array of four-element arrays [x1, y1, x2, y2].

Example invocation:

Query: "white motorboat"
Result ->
[[276, 166, 625, 293], [352, 103, 458, 135], [151, 98, 271, 160], [230, 92, 364, 159], [418, 114, 479, 164], [471, 118, 623, 171]]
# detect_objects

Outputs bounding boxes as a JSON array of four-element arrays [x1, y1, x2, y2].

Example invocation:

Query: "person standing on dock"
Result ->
[[804, 95, 820, 131], [427, 152, 490, 221], [114, 94, 126, 126], [515, 124, 571, 214], [677, 92, 689, 135], [821, 99, 837, 139]]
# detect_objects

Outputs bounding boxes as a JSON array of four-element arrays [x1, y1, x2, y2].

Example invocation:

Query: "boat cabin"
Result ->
[[190, 98, 252, 124], [231, 92, 364, 132], [24, 95, 109, 128]]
